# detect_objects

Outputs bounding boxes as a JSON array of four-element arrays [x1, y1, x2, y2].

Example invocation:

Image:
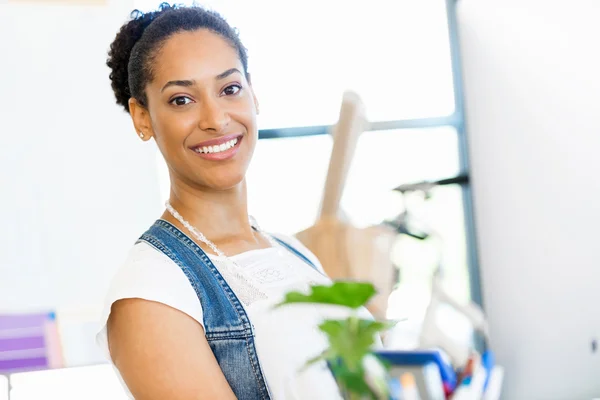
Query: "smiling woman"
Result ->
[[98, 3, 374, 400]]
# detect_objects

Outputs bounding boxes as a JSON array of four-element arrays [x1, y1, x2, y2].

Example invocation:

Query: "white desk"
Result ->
[[0, 376, 8, 400], [9, 364, 127, 400]]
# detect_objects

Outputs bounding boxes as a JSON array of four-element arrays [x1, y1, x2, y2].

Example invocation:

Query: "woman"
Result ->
[[97, 3, 373, 399]]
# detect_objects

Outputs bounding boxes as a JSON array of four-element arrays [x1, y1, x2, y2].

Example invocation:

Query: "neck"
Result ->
[[163, 178, 255, 244]]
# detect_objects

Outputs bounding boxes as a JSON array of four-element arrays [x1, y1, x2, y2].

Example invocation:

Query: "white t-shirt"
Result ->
[[96, 232, 375, 399]]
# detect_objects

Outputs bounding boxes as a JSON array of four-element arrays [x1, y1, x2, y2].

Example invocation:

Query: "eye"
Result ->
[[170, 96, 194, 106], [222, 84, 241, 96]]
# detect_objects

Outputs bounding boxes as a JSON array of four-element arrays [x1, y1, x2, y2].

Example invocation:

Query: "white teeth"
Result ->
[[196, 137, 239, 154]]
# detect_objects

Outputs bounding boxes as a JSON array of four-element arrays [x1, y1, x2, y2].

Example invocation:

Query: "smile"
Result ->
[[189, 134, 243, 161], [194, 137, 238, 154]]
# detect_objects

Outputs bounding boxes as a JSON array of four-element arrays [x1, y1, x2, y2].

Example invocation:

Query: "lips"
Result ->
[[189, 133, 242, 150], [189, 133, 243, 161]]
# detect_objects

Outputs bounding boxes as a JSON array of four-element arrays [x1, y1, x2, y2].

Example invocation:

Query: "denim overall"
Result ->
[[138, 220, 320, 400]]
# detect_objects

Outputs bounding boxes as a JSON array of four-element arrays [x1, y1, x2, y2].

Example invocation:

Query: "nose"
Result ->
[[198, 97, 230, 132]]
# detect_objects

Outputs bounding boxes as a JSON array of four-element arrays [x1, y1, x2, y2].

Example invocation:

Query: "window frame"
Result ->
[[257, 0, 483, 314]]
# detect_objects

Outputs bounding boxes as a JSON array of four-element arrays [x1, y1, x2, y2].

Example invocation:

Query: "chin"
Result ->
[[203, 171, 246, 191]]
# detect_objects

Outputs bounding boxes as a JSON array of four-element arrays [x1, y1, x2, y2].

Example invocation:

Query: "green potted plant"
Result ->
[[276, 281, 397, 400]]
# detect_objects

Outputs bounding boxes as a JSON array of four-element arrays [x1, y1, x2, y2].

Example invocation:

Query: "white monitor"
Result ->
[[458, 1, 600, 398]]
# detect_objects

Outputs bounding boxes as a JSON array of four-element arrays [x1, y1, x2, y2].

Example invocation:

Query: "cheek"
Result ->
[[152, 110, 193, 149], [155, 108, 197, 135], [152, 126, 189, 168], [240, 106, 258, 136], [243, 114, 258, 151]]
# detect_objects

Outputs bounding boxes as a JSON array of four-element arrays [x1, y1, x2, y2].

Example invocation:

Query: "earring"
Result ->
[[139, 132, 144, 139]]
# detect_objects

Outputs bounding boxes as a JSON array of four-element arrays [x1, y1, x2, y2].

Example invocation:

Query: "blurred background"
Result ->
[[1, 0, 599, 399]]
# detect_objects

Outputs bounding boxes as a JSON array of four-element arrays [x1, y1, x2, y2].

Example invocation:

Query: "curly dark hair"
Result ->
[[107, 2, 249, 114]]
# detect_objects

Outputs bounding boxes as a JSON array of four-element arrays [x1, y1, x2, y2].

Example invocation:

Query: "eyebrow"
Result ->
[[160, 68, 242, 93], [215, 68, 242, 80], [161, 79, 195, 93]]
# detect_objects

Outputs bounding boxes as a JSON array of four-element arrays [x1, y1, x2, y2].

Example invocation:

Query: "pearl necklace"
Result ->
[[165, 202, 320, 306], [165, 202, 280, 259], [165, 202, 286, 305]]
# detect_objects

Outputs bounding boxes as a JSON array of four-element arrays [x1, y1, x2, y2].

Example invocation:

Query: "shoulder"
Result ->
[[97, 242, 205, 349], [105, 242, 198, 303], [102, 244, 236, 399]]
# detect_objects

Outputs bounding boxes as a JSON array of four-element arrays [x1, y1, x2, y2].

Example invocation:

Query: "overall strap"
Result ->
[[138, 220, 271, 400], [270, 236, 322, 274]]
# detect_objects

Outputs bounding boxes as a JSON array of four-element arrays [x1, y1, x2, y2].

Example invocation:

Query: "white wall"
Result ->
[[0, 1, 161, 313], [458, 1, 600, 398]]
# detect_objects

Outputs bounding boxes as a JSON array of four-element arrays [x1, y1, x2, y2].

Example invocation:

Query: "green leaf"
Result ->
[[278, 281, 395, 399], [358, 320, 395, 343], [275, 281, 377, 309], [319, 320, 361, 369], [318, 320, 346, 337], [318, 317, 391, 372], [300, 350, 330, 372], [329, 361, 376, 399]]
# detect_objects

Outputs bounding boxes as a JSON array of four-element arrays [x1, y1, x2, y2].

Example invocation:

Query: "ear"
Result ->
[[129, 98, 154, 141]]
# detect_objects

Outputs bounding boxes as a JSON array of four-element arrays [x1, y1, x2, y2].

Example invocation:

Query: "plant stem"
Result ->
[[350, 311, 359, 335]]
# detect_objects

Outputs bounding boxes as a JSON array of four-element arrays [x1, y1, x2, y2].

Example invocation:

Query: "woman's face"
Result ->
[[136, 29, 258, 192]]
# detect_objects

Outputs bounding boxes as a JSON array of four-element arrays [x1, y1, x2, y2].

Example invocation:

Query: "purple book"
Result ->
[[0, 312, 63, 374]]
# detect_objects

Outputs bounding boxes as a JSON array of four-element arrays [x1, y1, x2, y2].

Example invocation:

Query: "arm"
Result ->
[[108, 298, 237, 400]]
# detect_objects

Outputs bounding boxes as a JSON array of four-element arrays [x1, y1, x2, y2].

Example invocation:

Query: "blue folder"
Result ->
[[375, 349, 457, 389]]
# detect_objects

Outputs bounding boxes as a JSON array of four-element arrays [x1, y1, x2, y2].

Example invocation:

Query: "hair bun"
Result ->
[[107, 4, 174, 112]]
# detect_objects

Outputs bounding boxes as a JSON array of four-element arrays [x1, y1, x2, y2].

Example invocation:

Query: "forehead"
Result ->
[[151, 29, 242, 83]]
